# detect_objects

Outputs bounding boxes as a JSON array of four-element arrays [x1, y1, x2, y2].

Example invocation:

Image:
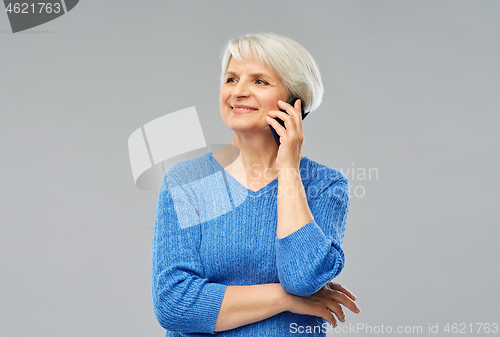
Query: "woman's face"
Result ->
[[219, 53, 289, 134]]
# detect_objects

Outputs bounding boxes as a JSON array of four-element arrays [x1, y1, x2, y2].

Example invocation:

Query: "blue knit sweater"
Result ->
[[151, 152, 350, 336]]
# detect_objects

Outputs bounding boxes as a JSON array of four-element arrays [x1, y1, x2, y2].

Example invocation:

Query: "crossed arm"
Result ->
[[215, 169, 359, 332], [152, 169, 359, 334], [214, 282, 360, 332]]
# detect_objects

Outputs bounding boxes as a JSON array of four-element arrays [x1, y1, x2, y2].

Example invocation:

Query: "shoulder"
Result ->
[[300, 157, 349, 200]]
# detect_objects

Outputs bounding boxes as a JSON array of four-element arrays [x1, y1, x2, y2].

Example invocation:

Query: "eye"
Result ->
[[225, 77, 237, 83], [255, 79, 269, 85]]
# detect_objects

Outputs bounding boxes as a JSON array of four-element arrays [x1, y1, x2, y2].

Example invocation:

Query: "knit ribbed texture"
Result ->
[[151, 152, 350, 336]]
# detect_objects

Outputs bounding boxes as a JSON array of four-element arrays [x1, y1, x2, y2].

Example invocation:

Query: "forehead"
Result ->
[[226, 53, 278, 78]]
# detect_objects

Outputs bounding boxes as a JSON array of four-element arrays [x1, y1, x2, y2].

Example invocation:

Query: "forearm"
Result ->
[[276, 166, 314, 238], [275, 168, 348, 296], [214, 283, 290, 332]]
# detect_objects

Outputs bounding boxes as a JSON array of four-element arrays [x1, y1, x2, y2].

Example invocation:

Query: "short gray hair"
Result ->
[[220, 33, 324, 113]]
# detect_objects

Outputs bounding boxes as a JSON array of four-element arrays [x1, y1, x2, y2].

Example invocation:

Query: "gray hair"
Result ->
[[219, 33, 324, 113]]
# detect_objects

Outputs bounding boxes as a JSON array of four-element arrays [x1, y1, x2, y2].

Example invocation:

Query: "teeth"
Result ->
[[233, 107, 255, 110]]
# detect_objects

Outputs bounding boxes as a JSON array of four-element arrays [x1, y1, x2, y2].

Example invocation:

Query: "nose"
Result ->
[[231, 80, 250, 99]]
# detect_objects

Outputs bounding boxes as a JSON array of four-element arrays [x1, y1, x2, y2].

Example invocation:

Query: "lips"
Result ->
[[231, 104, 258, 113]]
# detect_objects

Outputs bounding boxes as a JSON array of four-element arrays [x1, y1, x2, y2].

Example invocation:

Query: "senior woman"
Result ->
[[151, 33, 360, 336]]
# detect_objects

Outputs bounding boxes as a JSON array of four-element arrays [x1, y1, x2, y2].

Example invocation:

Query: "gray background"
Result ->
[[1, 1, 499, 336]]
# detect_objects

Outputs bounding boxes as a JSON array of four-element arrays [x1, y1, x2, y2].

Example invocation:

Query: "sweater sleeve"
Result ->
[[151, 172, 227, 334], [275, 177, 349, 296]]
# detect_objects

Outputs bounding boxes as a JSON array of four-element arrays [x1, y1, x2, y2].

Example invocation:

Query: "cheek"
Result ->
[[263, 93, 282, 109], [219, 90, 228, 122], [219, 88, 229, 105]]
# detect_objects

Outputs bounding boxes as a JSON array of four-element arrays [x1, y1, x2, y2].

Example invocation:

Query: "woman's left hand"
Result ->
[[266, 99, 304, 172]]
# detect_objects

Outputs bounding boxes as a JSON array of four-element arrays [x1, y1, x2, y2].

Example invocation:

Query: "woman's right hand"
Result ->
[[285, 282, 361, 328]]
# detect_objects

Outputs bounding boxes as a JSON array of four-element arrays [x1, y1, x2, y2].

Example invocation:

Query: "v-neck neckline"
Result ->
[[207, 152, 308, 196]]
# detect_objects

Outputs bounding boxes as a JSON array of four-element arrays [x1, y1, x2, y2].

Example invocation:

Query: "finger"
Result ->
[[325, 302, 345, 323], [323, 308, 338, 328], [267, 110, 295, 131], [329, 283, 357, 301], [294, 99, 304, 129], [292, 99, 302, 124], [267, 109, 292, 122], [265, 116, 285, 135], [294, 99, 302, 115], [331, 291, 361, 314], [277, 100, 300, 121]]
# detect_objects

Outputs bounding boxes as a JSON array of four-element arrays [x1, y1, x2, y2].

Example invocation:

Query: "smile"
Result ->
[[231, 105, 257, 113]]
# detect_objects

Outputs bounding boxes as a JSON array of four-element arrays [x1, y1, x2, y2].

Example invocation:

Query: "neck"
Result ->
[[230, 132, 278, 172]]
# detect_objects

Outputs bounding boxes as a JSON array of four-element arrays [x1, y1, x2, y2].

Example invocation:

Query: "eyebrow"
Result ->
[[224, 71, 272, 79]]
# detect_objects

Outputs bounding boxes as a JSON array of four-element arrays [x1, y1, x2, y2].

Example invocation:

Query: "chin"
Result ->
[[227, 124, 255, 133], [228, 121, 270, 134]]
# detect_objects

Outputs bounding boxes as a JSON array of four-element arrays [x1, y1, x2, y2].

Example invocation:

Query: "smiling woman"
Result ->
[[151, 33, 360, 337]]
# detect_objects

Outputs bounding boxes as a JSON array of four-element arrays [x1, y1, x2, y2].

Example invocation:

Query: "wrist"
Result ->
[[276, 284, 294, 312], [277, 165, 301, 181]]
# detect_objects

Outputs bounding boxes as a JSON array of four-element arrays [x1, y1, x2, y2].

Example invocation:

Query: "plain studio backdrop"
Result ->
[[1, 1, 498, 336]]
